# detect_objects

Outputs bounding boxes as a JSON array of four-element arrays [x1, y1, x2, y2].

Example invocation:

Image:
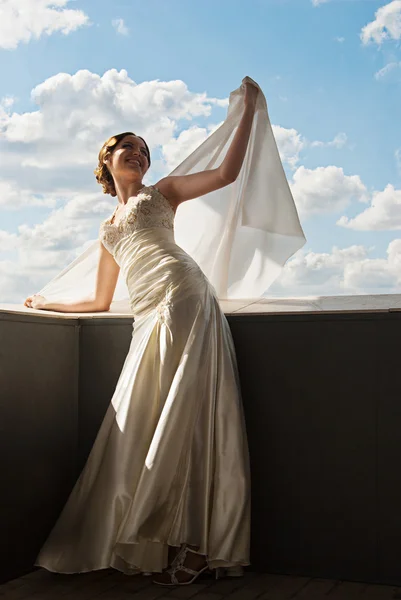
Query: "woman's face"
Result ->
[[106, 134, 150, 181]]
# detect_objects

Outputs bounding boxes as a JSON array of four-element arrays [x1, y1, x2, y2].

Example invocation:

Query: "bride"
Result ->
[[24, 79, 260, 586]]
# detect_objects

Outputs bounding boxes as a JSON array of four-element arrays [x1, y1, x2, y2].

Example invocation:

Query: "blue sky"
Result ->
[[1, 0, 400, 301]]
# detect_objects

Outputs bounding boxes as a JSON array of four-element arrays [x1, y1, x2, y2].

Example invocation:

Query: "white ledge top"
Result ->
[[1, 294, 401, 319]]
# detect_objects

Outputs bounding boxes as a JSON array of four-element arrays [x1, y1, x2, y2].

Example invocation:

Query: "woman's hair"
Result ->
[[94, 132, 151, 197]]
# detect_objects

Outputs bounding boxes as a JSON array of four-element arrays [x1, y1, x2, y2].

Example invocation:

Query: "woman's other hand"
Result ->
[[24, 294, 47, 309]]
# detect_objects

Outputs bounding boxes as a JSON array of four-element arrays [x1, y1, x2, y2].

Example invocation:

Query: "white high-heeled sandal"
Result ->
[[152, 544, 211, 586]]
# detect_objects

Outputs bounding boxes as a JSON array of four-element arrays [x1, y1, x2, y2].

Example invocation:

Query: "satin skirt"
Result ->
[[35, 227, 251, 574]]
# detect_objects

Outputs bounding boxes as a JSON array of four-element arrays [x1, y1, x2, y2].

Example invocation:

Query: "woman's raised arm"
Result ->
[[156, 80, 259, 207]]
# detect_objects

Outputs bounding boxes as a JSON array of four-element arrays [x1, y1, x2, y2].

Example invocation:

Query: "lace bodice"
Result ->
[[99, 185, 175, 254]]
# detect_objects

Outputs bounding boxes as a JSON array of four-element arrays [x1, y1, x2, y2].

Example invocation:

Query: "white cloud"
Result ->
[[361, 0, 401, 46], [2, 190, 113, 261], [270, 244, 369, 294], [16, 192, 110, 255], [0, 260, 38, 303], [0, 0, 89, 50], [0, 68, 229, 190], [337, 184, 401, 230], [112, 18, 129, 36], [272, 125, 304, 169], [271, 126, 348, 170], [4, 110, 44, 143], [0, 230, 18, 252], [0, 190, 115, 302], [290, 165, 368, 217], [310, 132, 348, 149], [162, 124, 219, 172], [1, 96, 16, 108], [335, 36, 345, 43], [2, 69, 226, 148], [269, 240, 401, 296], [396, 148, 401, 173], [374, 61, 401, 80], [312, 0, 330, 6], [0, 179, 57, 209], [343, 239, 401, 292]]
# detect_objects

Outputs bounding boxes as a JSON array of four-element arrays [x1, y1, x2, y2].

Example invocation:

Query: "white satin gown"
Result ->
[[35, 185, 251, 575]]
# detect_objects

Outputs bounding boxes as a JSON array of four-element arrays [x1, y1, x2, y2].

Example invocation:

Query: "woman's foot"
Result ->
[[168, 545, 181, 564], [152, 544, 209, 586]]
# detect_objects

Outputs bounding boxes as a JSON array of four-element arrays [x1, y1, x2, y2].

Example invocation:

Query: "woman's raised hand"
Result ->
[[243, 78, 259, 109], [24, 294, 47, 309]]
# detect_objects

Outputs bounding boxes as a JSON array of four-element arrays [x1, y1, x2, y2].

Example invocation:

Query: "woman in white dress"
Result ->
[[24, 80, 259, 587]]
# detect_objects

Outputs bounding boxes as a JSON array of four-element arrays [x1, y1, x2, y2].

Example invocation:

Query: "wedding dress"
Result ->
[[35, 184, 251, 574], [34, 77, 306, 575]]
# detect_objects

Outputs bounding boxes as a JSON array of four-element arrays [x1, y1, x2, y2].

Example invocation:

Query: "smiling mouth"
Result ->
[[127, 159, 141, 167]]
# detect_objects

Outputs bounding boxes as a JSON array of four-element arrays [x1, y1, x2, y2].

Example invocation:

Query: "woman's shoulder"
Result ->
[[151, 178, 178, 211], [147, 181, 177, 214]]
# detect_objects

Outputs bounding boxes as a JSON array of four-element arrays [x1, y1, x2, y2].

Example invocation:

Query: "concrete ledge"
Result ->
[[1, 293, 401, 319]]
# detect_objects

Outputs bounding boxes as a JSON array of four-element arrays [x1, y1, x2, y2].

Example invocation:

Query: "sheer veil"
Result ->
[[38, 77, 306, 313]]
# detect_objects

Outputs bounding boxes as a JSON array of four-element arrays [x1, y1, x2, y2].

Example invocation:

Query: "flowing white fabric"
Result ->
[[38, 77, 305, 311]]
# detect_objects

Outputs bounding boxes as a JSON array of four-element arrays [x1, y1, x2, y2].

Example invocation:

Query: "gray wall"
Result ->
[[0, 312, 80, 583], [1, 310, 401, 585], [230, 312, 400, 584]]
